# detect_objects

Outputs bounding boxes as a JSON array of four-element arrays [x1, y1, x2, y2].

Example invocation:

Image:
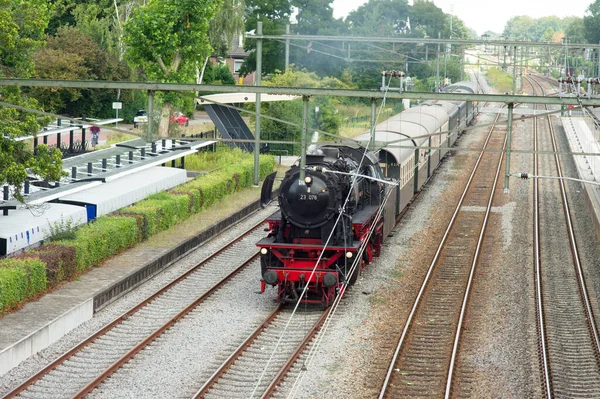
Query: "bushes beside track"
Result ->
[[57, 216, 141, 272], [0, 154, 275, 315], [0, 258, 46, 312]]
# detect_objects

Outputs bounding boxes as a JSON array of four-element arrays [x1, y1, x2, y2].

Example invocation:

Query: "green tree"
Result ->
[[30, 27, 130, 116], [250, 69, 345, 154], [0, 0, 52, 77], [239, 0, 292, 76], [446, 16, 471, 40], [209, 0, 245, 57], [289, 0, 347, 77], [584, 0, 600, 44], [205, 62, 236, 84], [503, 16, 535, 40], [347, 0, 410, 37], [410, 0, 445, 39], [197, 0, 245, 85], [0, 89, 66, 202], [0, 0, 65, 202], [565, 17, 585, 44], [124, 0, 223, 137]]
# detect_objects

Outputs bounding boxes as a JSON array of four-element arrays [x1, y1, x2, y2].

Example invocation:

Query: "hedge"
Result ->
[[178, 155, 275, 210], [0, 258, 47, 311], [0, 153, 276, 314], [56, 215, 140, 271], [122, 192, 190, 235], [15, 244, 77, 284], [0, 268, 27, 311]]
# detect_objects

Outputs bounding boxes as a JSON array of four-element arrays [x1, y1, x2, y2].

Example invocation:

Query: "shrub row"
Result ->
[[121, 155, 275, 236], [56, 216, 141, 272], [0, 258, 47, 311], [0, 155, 275, 314]]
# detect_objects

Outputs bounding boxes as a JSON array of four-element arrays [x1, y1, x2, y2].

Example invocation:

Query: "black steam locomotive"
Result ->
[[257, 144, 387, 306]]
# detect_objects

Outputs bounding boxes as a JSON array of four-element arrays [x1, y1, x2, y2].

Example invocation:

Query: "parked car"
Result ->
[[133, 110, 148, 128], [170, 111, 189, 126]]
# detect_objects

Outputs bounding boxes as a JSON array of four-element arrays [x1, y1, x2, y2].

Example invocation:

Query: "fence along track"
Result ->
[[379, 105, 507, 398]]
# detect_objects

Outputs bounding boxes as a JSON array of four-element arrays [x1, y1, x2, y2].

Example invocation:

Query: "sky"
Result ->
[[331, 0, 594, 36]]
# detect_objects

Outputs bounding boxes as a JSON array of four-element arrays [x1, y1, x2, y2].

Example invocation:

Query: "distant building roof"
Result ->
[[228, 34, 250, 58]]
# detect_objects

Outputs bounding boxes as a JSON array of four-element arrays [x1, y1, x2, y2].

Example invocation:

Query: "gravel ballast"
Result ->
[[4, 76, 600, 398]]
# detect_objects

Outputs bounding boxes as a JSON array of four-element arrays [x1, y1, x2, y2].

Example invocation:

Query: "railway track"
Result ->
[[3, 219, 269, 399], [378, 96, 508, 397], [526, 75, 600, 398], [193, 305, 330, 398]]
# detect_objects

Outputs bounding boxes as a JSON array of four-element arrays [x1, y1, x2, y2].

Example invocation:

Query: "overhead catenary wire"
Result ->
[[286, 187, 395, 399]]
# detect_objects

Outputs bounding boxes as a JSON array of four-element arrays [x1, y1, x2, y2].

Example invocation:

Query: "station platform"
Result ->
[[0, 185, 267, 377], [561, 114, 600, 239]]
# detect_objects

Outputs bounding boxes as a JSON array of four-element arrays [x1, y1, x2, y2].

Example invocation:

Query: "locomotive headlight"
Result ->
[[260, 248, 268, 255], [304, 176, 312, 185], [346, 251, 353, 259]]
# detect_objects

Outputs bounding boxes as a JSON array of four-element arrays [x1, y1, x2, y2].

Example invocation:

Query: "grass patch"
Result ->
[[389, 268, 404, 279], [485, 67, 514, 93], [369, 294, 387, 305], [337, 103, 401, 139], [99, 130, 138, 148], [339, 125, 369, 139], [184, 146, 254, 172]]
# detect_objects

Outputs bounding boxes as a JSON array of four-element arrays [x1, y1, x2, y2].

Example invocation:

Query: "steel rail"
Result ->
[[192, 306, 283, 399], [444, 107, 509, 398], [378, 97, 503, 398], [72, 253, 260, 398], [193, 306, 330, 399], [542, 79, 600, 361], [2, 220, 266, 399], [260, 307, 332, 398], [526, 75, 553, 399]]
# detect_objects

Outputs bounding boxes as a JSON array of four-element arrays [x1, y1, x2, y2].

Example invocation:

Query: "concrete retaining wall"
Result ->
[[0, 299, 93, 376]]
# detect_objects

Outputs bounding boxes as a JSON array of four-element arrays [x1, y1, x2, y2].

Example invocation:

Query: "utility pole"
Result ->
[[460, 45, 464, 82], [285, 24, 290, 70], [564, 36, 569, 76], [436, 32, 441, 92], [512, 46, 517, 94], [254, 21, 262, 186]]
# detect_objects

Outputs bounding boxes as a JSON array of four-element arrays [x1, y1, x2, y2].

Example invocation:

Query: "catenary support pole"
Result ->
[[460, 45, 464, 82], [512, 46, 518, 94], [370, 98, 377, 149], [285, 24, 290, 70], [299, 96, 309, 182], [147, 90, 154, 140], [436, 33, 441, 92], [254, 21, 263, 186], [504, 102, 514, 193]]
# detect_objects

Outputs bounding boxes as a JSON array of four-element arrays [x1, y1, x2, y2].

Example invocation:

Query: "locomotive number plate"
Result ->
[[299, 194, 319, 201]]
